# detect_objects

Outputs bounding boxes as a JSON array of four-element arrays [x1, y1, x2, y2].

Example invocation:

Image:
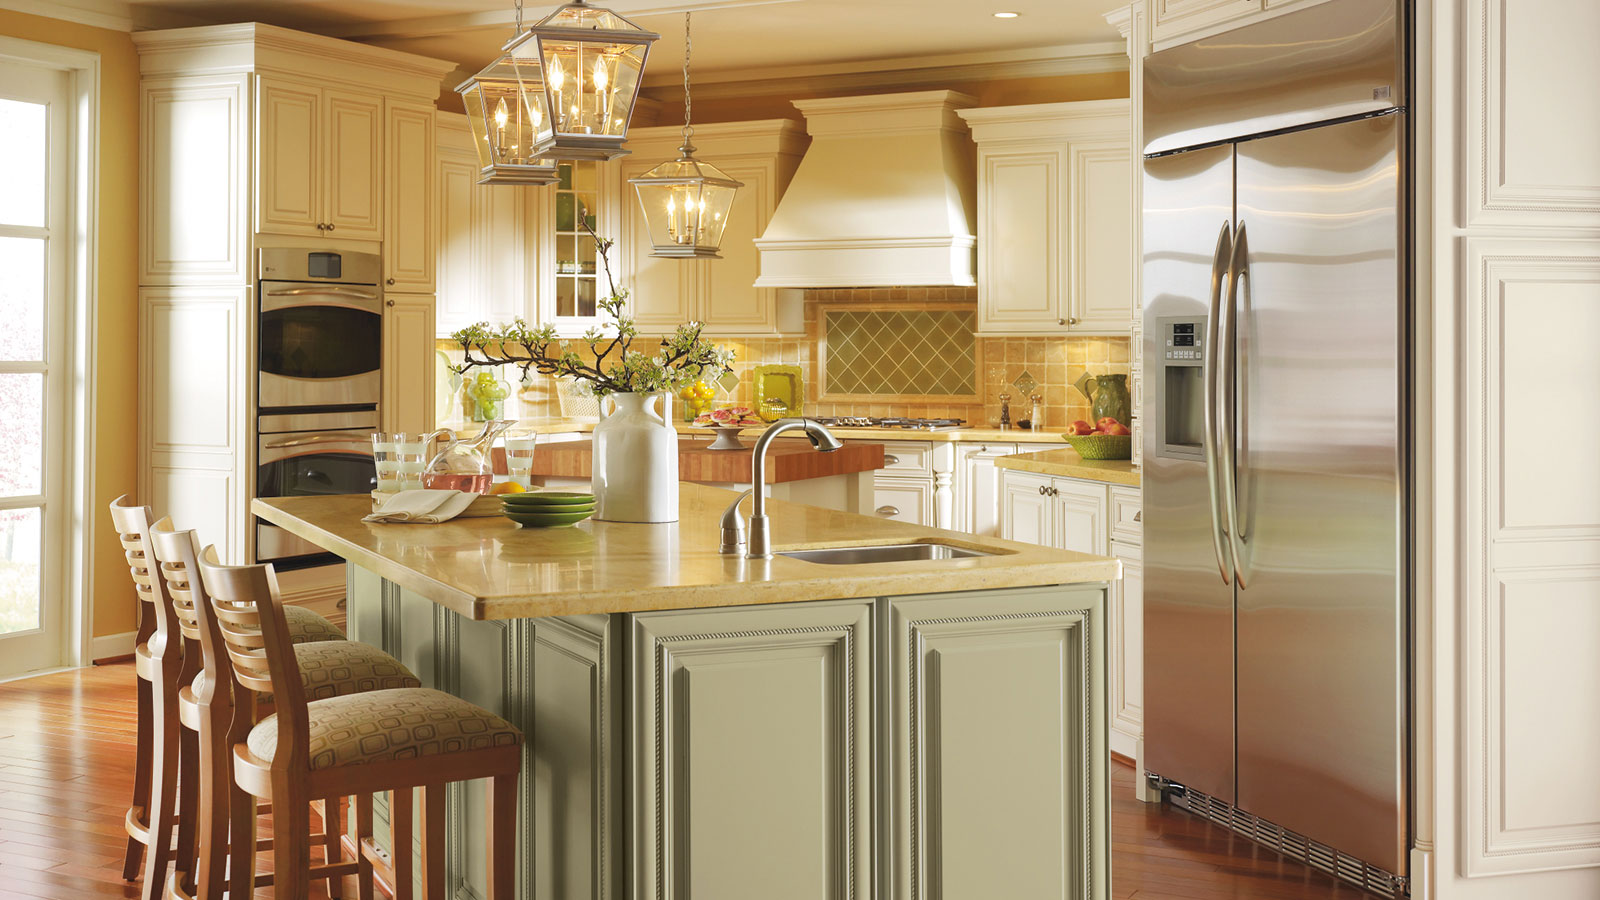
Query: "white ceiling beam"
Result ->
[[322, 0, 802, 41]]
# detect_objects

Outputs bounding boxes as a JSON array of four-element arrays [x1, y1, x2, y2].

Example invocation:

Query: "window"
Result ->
[[553, 160, 601, 318]]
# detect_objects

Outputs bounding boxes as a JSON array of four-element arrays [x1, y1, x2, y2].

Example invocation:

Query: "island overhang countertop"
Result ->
[[251, 484, 1120, 621]]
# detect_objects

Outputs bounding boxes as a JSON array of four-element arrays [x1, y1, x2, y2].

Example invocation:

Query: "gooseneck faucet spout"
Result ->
[[733, 417, 842, 559]]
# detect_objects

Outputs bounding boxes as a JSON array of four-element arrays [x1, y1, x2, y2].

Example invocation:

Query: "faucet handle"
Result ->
[[720, 489, 753, 555]]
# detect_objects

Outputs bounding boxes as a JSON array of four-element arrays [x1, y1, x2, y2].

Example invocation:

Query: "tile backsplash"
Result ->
[[437, 287, 1131, 428]]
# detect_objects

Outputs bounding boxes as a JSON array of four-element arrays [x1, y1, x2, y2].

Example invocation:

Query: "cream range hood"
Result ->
[[753, 90, 978, 288]]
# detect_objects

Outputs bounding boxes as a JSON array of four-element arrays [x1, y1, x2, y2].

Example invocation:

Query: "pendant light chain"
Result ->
[[681, 12, 694, 154], [514, 0, 523, 33]]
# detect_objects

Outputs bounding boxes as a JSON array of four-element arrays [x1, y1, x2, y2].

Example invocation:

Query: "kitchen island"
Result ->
[[253, 486, 1117, 900]]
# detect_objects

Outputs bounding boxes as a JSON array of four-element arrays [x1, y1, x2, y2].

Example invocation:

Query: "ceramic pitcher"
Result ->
[[1074, 373, 1131, 426], [592, 391, 678, 523]]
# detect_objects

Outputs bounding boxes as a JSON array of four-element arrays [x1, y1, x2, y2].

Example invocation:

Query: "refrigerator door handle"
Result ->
[[1220, 220, 1249, 588], [1203, 220, 1234, 586]]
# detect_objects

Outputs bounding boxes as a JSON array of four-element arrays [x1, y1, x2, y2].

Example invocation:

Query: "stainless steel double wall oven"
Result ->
[[255, 248, 383, 568]]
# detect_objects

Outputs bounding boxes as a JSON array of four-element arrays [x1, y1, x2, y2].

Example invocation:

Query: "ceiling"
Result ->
[[121, 0, 1124, 86]]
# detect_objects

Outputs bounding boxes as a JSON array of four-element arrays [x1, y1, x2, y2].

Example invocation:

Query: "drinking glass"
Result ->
[[394, 432, 429, 491], [504, 432, 540, 489], [371, 434, 401, 492]]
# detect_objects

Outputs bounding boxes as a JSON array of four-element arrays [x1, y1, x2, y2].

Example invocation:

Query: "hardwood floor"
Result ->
[[0, 663, 1370, 900]]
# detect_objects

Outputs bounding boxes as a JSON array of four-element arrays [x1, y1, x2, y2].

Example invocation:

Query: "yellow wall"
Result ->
[[0, 10, 141, 639]]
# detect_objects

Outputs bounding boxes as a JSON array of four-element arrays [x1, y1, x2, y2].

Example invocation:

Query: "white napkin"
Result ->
[[363, 489, 478, 524]]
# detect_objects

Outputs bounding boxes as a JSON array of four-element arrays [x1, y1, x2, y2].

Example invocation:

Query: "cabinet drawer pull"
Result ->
[[875, 505, 899, 517], [883, 454, 901, 465]]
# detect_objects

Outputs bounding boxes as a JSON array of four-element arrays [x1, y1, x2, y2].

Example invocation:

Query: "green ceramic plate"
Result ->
[[500, 491, 596, 507], [504, 507, 595, 527]]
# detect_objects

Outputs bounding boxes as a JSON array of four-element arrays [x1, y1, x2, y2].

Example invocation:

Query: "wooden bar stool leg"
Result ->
[[193, 725, 230, 900], [271, 771, 312, 900], [124, 674, 154, 880], [391, 789, 414, 900], [172, 724, 200, 895], [355, 792, 376, 900], [486, 773, 517, 900], [322, 797, 345, 899], [418, 784, 446, 899], [141, 687, 181, 900], [226, 781, 257, 900]]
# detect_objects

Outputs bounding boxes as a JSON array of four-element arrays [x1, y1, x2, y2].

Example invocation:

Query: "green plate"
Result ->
[[504, 507, 595, 527], [501, 491, 596, 507]]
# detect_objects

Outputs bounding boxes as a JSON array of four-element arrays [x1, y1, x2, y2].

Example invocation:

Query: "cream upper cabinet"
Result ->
[[960, 101, 1134, 336], [433, 113, 535, 337], [1149, 0, 1338, 52], [256, 78, 383, 240], [619, 120, 807, 336], [381, 293, 436, 437], [383, 101, 435, 292]]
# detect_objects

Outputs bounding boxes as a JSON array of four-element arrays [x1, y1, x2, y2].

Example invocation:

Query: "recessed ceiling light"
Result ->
[[994, 11, 1020, 18]]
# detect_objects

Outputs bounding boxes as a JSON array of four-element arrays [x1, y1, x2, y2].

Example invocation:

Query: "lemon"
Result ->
[[490, 482, 526, 495]]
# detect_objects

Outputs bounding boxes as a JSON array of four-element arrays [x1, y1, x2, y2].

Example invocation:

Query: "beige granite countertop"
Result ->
[[251, 485, 1120, 621], [466, 417, 1089, 445], [994, 448, 1142, 487]]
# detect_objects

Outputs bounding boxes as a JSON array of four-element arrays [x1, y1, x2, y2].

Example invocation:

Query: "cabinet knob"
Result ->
[[1068, 317, 1078, 326], [325, 223, 335, 232], [875, 505, 899, 518], [1049, 486, 1060, 497], [386, 278, 396, 286], [1058, 317, 1065, 326], [1038, 485, 1046, 496], [316, 223, 326, 231], [385, 299, 395, 308], [1134, 510, 1142, 522]]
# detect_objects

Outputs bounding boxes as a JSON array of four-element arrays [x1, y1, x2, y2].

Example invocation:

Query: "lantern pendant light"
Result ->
[[628, 13, 743, 259], [455, 0, 560, 185], [514, 0, 659, 162]]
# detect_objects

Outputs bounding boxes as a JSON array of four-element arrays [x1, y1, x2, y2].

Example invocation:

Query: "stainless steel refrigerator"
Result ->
[[1141, 0, 1410, 893]]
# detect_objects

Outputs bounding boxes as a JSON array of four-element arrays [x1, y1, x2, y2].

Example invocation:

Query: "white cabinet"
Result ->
[[959, 101, 1134, 336], [954, 441, 1018, 537], [1054, 479, 1109, 557], [384, 101, 435, 293], [1001, 471, 1055, 547], [1149, 0, 1337, 52], [1109, 539, 1143, 752], [620, 120, 807, 336], [256, 79, 383, 240], [433, 113, 535, 337], [873, 477, 934, 526], [382, 294, 436, 437], [869, 440, 955, 529]]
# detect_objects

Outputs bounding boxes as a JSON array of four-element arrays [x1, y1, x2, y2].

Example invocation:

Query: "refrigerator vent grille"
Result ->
[[1162, 780, 1408, 898]]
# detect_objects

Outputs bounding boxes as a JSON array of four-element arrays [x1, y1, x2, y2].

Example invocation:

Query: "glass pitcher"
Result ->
[[423, 420, 513, 493]]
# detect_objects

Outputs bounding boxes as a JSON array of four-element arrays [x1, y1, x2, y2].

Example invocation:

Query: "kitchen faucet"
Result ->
[[720, 417, 844, 558]]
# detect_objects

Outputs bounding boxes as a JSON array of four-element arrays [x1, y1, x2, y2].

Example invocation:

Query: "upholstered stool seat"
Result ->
[[247, 688, 521, 770], [280, 605, 346, 644], [182, 641, 420, 718]]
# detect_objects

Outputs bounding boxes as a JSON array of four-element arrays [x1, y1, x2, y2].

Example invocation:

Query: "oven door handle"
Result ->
[[261, 287, 382, 315], [263, 434, 373, 450]]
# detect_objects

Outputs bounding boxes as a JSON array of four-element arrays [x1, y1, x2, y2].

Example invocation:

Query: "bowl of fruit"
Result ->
[[693, 406, 766, 450], [679, 379, 717, 422], [1063, 417, 1132, 460]]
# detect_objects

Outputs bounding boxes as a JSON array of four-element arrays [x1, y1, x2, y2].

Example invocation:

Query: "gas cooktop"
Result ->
[[811, 416, 968, 432]]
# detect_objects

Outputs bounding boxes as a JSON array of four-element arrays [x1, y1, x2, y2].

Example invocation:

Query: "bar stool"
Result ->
[[110, 495, 350, 900], [148, 518, 423, 900], [199, 549, 523, 900]]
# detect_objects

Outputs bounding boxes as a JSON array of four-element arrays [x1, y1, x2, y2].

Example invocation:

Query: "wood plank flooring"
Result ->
[[0, 663, 1371, 899]]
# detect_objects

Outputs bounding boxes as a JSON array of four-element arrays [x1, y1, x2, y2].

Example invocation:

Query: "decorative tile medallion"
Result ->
[[823, 308, 978, 397]]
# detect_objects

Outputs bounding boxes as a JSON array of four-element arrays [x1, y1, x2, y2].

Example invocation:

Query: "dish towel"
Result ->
[[362, 489, 477, 524]]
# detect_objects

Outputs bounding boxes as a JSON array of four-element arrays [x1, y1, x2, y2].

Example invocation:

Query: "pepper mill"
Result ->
[[1029, 393, 1044, 431], [998, 391, 1012, 429]]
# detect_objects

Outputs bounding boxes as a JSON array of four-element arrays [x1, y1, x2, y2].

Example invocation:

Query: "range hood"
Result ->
[[753, 90, 978, 288]]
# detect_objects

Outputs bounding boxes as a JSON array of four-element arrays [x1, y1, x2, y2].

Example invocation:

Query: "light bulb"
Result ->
[[493, 97, 509, 129], [592, 57, 608, 91], [548, 58, 565, 90]]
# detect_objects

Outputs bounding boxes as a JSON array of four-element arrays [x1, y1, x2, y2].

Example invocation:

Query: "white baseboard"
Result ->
[[91, 629, 137, 662], [1110, 725, 1139, 761]]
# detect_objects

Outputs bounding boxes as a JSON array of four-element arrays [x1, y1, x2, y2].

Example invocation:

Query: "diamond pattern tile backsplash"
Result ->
[[824, 308, 977, 396]]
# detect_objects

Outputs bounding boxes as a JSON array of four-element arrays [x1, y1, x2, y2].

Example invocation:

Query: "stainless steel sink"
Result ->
[[777, 542, 998, 565]]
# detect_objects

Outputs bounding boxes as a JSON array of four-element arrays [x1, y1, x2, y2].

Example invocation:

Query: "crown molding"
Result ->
[[322, 0, 801, 41], [640, 41, 1128, 102], [0, 0, 211, 32]]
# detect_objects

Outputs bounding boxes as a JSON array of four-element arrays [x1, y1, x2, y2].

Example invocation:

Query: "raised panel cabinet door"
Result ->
[[631, 600, 873, 900], [874, 476, 934, 525], [384, 102, 435, 292], [890, 586, 1110, 900], [1108, 540, 1144, 753], [619, 158, 696, 333], [257, 79, 322, 237], [954, 442, 1017, 536], [1054, 478, 1109, 556], [323, 89, 383, 240], [1001, 470, 1055, 546], [381, 294, 436, 436], [140, 73, 251, 284], [1151, 0, 1263, 47], [700, 161, 777, 334], [977, 150, 1064, 331], [475, 179, 529, 325], [434, 128, 479, 335], [1068, 143, 1135, 333]]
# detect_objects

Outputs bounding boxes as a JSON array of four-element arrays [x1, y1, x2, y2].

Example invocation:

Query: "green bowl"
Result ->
[[1064, 433, 1133, 461], [500, 491, 596, 507], [503, 507, 595, 527]]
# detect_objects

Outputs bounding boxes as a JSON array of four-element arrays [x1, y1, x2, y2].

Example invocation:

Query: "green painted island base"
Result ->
[[345, 563, 1110, 900]]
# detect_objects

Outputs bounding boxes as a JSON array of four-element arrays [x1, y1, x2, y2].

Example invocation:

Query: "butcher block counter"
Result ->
[[514, 436, 886, 484], [250, 486, 1113, 900]]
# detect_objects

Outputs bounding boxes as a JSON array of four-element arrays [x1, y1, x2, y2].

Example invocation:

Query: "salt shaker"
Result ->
[[1029, 393, 1044, 431]]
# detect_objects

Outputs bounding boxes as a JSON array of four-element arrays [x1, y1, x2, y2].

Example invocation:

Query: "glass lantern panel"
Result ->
[[538, 3, 650, 33], [697, 182, 738, 248], [539, 39, 646, 139]]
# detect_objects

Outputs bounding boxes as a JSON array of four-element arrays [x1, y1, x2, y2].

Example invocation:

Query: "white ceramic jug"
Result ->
[[592, 391, 678, 523]]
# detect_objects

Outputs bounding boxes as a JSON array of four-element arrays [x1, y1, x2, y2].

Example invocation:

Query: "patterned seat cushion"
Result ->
[[248, 688, 522, 770], [246, 641, 420, 705], [284, 605, 346, 644]]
